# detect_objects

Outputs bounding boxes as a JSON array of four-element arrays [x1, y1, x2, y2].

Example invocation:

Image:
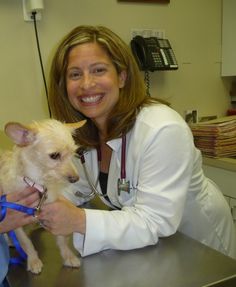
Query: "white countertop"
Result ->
[[203, 157, 236, 172]]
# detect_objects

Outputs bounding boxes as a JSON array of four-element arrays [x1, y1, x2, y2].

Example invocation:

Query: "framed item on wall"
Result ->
[[118, 0, 170, 3]]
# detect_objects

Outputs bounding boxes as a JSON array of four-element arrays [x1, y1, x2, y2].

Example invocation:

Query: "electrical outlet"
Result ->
[[22, 0, 43, 21], [131, 29, 165, 39]]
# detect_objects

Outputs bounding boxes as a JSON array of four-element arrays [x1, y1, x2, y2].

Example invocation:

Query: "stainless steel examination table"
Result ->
[[6, 198, 236, 287], [6, 228, 236, 287]]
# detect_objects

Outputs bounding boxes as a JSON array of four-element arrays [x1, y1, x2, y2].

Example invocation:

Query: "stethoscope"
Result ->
[[75, 134, 130, 201]]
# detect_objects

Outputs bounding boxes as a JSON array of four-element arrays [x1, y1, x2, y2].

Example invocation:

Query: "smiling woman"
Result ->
[[46, 25, 236, 260]]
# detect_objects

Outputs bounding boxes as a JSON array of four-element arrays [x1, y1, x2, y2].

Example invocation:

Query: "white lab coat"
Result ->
[[65, 104, 236, 258]]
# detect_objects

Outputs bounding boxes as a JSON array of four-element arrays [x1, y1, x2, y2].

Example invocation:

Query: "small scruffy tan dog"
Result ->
[[0, 119, 85, 274]]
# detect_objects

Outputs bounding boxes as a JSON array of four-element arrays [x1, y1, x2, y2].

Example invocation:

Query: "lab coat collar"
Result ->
[[106, 131, 131, 153], [106, 137, 122, 152]]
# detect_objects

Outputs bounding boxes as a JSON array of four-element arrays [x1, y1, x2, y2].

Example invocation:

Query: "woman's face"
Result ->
[[66, 42, 126, 131]]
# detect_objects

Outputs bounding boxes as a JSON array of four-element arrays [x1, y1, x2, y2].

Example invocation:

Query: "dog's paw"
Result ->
[[27, 257, 43, 274], [63, 255, 81, 268]]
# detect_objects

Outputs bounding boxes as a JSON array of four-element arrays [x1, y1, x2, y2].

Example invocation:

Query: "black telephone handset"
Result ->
[[130, 35, 178, 72]]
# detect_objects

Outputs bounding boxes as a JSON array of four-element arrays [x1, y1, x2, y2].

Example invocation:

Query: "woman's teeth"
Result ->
[[81, 95, 102, 103]]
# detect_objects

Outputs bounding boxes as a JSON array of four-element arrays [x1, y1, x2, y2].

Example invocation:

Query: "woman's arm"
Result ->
[[78, 121, 195, 256]]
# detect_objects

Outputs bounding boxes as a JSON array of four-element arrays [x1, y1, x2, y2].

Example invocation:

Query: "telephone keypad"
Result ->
[[152, 52, 164, 67]]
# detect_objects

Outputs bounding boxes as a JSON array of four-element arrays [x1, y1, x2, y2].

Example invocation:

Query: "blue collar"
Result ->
[[0, 194, 35, 222]]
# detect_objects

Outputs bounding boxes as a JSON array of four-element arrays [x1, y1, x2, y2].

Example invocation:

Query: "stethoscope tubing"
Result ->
[[75, 135, 129, 201], [121, 134, 126, 180]]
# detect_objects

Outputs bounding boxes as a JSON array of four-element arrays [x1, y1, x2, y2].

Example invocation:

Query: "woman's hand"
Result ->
[[38, 196, 86, 236], [0, 187, 39, 233]]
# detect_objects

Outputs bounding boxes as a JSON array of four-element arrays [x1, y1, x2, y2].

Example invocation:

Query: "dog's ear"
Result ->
[[4, 122, 36, 146], [65, 120, 87, 131]]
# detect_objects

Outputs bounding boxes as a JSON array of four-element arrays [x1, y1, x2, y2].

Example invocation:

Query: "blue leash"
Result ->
[[0, 194, 36, 265]]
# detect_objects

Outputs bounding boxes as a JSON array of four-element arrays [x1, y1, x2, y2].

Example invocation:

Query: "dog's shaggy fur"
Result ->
[[0, 119, 85, 274]]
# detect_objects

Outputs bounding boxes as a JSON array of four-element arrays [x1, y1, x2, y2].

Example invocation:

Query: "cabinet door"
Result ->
[[222, 0, 236, 76], [202, 164, 236, 199]]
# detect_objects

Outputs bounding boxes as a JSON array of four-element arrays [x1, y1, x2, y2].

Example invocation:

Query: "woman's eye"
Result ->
[[49, 152, 61, 160], [92, 67, 106, 75], [67, 70, 82, 80]]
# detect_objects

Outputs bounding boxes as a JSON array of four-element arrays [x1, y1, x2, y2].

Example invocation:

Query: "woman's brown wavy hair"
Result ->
[[49, 25, 164, 148]]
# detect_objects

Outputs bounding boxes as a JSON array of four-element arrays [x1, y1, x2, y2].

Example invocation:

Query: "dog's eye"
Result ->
[[49, 152, 61, 160]]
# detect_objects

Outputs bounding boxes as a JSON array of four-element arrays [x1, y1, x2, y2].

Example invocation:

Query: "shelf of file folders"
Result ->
[[190, 115, 236, 158]]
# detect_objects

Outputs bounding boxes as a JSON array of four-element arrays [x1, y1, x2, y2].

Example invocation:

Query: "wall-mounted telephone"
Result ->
[[130, 36, 178, 72]]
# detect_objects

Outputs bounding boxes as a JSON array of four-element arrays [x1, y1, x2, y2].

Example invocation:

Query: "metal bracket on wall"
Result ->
[[131, 28, 165, 39]]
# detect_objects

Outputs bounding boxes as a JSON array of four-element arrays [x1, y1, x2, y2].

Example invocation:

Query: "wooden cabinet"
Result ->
[[221, 0, 236, 76]]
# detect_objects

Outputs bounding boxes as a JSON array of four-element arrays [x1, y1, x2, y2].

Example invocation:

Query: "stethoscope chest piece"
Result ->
[[117, 178, 130, 196]]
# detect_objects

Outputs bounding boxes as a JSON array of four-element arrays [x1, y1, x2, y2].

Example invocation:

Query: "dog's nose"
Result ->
[[68, 176, 79, 183]]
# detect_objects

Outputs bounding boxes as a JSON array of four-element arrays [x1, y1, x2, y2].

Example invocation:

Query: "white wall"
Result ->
[[0, 0, 232, 149]]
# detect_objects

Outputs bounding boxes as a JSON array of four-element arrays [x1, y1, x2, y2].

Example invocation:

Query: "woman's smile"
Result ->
[[79, 93, 104, 105]]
